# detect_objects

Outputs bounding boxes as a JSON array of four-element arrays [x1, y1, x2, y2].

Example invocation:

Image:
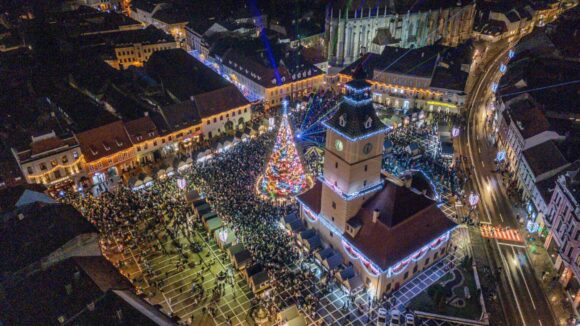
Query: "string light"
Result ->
[[318, 176, 384, 201], [257, 113, 313, 203], [300, 197, 456, 278], [322, 122, 391, 142]]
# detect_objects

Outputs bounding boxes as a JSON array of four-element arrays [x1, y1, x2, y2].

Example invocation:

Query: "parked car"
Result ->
[[405, 312, 415, 325], [376, 307, 388, 326], [390, 309, 401, 325]]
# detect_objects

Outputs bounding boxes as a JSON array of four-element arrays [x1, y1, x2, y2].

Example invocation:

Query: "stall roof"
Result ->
[[305, 235, 322, 251], [250, 271, 270, 287], [339, 266, 355, 281], [323, 253, 343, 270], [206, 217, 223, 231], [202, 211, 217, 222], [298, 229, 316, 241], [233, 249, 253, 265], [315, 247, 334, 260], [287, 219, 304, 232], [245, 263, 264, 277], [228, 243, 245, 256]]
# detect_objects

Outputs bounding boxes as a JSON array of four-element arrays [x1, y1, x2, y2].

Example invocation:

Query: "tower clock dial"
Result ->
[[335, 139, 344, 152], [362, 142, 373, 155]]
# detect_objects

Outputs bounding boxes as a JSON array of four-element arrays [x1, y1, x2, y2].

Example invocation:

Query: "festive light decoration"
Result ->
[[219, 229, 229, 243], [322, 121, 391, 142], [496, 150, 506, 162], [318, 176, 384, 201], [298, 197, 456, 276], [177, 178, 187, 190], [469, 192, 479, 207], [256, 109, 313, 204]]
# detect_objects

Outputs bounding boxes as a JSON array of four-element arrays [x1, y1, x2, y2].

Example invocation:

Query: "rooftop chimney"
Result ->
[[372, 209, 380, 223]]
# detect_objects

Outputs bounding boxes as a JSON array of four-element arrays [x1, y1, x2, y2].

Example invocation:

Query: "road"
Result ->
[[457, 38, 557, 326]]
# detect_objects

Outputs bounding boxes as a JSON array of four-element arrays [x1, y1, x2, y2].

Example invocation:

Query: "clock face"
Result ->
[[335, 139, 344, 152], [362, 142, 373, 155]]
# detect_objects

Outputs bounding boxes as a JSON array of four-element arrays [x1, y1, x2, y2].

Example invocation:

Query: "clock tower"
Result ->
[[320, 79, 389, 232]]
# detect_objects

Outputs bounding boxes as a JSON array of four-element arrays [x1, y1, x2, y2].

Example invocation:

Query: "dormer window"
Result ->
[[103, 143, 111, 151], [365, 116, 372, 129], [115, 138, 123, 147], [339, 114, 347, 127]]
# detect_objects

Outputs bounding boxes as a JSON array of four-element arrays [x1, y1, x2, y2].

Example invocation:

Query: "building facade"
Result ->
[[325, 1, 475, 66], [544, 164, 580, 312], [215, 51, 325, 108], [298, 78, 456, 297], [76, 120, 136, 187], [12, 132, 83, 189], [497, 95, 562, 176]]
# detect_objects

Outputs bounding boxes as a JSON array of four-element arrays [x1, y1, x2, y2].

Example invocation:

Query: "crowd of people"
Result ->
[[382, 115, 465, 198], [58, 98, 473, 325], [62, 126, 358, 324]]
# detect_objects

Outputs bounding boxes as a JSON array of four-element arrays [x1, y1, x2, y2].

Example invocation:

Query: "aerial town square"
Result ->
[[0, 0, 578, 325]]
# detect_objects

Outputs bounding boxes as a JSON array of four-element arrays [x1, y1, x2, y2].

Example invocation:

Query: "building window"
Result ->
[[332, 201, 336, 209], [386, 283, 391, 291], [413, 265, 418, 273], [51, 160, 58, 167], [364, 165, 368, 172], [363, 180, 367, 187], [425, 258, 430, 265], [335, 162, 338, 169], [73, 151, 78, 159], [213, 118, 217, 123], [329, 231, 333, 237], [27, 166, 33, 174], [331, 216, 335, 221], [40, 163, 47, 171], [404, 272, 409, 280], [62, 156, 68, 164], [220, 116, 223, 121]]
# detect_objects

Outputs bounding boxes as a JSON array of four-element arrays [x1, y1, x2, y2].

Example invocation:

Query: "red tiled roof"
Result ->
[[508, 102, 550, 139], [345, 180, 457, 269], [193, 85, 249, 119], [297, 180, 322, 215], [124, 116, 158, 145], [30, 137, 65, 156], [522, 140, 569, 178], [76, 120, 132, 162]]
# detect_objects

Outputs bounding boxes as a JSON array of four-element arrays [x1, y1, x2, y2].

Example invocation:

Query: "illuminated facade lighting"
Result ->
[[426, 101, 458, 109], [322, 121, 391, 142], [343, 96, 373, 107], [318, 176, 384, 201], [298, 197, 456, 277]]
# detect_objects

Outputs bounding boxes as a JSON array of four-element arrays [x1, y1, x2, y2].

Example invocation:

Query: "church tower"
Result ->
[[320, 78, 389, 232]]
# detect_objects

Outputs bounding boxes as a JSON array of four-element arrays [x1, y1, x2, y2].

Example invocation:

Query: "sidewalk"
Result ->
[[520, 220, 575, 326]]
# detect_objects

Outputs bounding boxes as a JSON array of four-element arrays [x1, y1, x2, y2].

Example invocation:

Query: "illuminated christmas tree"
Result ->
[[257, 104, 313, 204]]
